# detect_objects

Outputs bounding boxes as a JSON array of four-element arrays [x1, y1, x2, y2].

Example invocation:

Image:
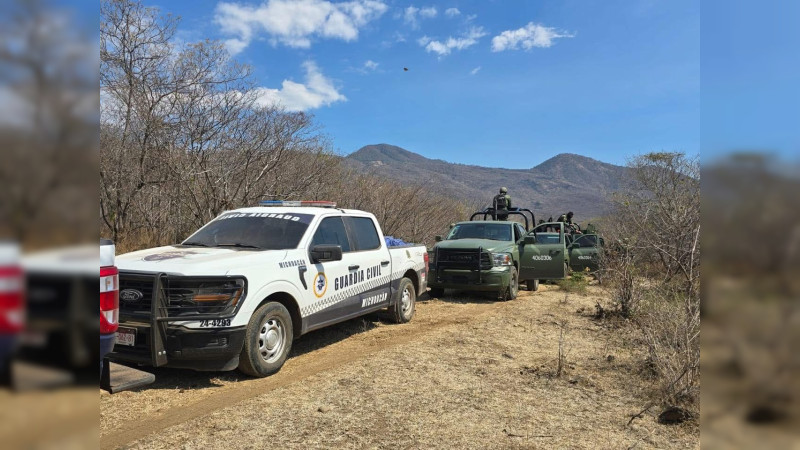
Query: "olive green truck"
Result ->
[[428, 208, 569, 300]]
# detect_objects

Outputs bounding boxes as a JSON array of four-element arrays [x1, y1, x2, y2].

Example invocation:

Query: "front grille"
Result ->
[[118, 272, 245, 320], [119, 272, 156, 318], [436, 249, 492, 270]]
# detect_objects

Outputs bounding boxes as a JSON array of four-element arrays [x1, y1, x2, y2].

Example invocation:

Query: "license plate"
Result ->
[[115, 327, 136, 347]]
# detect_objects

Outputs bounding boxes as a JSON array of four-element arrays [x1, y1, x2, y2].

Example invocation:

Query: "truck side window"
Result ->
[[344, 217, 382, 251], [311, 217, 351, 252], [575, 235, 597, 247]]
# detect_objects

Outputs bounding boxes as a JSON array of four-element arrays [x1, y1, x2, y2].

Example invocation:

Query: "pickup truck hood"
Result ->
[[434, 239, 513, 253], [116, 245, 287, 275]]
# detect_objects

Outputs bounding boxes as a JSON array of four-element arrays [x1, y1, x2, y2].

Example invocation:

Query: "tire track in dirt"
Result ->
[[101, 295, 531, 450]]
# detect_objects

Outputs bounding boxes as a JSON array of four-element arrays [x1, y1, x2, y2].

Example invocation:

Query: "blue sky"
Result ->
[[80, 0, 800, 166], [125, 0, 698, 168], [701, 0, 800, 163]]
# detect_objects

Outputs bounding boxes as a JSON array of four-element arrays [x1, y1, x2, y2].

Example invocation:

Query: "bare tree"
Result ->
[[602, 152, 701, 415], [0, 0, 97, 246], [100, 0, 474, 254]]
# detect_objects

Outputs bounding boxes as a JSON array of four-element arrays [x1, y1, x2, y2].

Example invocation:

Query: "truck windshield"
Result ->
[[182, 212, 314, 250], [446, 223, 512, 241]]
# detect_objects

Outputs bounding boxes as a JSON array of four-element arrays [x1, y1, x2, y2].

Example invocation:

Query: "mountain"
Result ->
[[345, 144, 628, 220]]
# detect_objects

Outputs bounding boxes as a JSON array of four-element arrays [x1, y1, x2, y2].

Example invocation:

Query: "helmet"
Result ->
[[499, 187, 508, 194]]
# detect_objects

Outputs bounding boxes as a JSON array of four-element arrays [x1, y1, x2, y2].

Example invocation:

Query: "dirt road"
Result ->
[[101, 285, 697, 449]]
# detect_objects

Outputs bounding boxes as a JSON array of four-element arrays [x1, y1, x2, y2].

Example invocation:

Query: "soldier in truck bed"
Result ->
[[558, 211, 582, 234], [492, 187, 512, 221]]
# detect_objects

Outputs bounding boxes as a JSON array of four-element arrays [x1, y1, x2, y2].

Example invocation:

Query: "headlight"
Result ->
[[491, 252, 513, 267], [166, 278, 245, 317]]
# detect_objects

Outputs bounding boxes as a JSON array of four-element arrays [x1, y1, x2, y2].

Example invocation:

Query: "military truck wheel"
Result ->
[[238, 302, 293, 377], [508, 267, 519, 300], [389, 278, 416, 323], [428, 287, 445, 298], [499, 267, 518, 301], [527, 279, 539, 291]]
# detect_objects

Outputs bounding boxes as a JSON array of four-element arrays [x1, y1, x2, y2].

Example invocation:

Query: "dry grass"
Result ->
[[101, 285, 698, 449]]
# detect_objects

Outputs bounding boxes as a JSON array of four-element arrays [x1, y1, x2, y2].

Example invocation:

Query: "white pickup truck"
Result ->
[[109, 201, 428, 377]]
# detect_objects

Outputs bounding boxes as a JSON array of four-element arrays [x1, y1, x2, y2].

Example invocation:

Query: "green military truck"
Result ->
[[531, 222, 604, 274], [428, 208, 569, 300], [567, 233, 603, 273]]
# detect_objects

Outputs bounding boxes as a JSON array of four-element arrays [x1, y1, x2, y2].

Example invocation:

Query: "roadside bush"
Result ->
[[637, 287, 700, 412], [557, 272, 589, 295], [600, 152, 700, 418]]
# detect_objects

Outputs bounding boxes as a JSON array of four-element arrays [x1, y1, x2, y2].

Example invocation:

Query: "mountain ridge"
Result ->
[[345, 144, 628, 220]]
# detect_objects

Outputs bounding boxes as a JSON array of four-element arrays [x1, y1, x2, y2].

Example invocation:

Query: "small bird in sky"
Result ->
[[403, 67, 409, 71]]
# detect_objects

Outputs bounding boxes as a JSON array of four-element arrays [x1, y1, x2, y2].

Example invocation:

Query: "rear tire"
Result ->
[[527, 279, 540, 291], [238, 302, 293, 377], [428, 287, 445, 298], [389, 278, 416, 323]]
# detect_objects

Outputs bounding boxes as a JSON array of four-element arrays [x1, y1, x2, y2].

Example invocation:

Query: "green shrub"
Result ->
[[557, 273, 588, 294]]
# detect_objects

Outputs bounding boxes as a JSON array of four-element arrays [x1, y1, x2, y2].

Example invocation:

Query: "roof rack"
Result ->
[[469, 207, 535, 231], [259, 200, 337, 208]]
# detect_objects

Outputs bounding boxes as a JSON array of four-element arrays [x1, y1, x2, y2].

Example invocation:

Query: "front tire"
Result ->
[[389, 278, 416, 323], [238, 302, 293, 377], [499, 267, 519, 301], [527, 279, 539, 291]]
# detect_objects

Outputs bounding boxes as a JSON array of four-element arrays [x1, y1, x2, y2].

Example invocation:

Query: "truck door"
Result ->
[[305, 216, 357, 329], [519, 224, 567, 280], [568, 234, 599, 272], [343, 216, 392, 312]]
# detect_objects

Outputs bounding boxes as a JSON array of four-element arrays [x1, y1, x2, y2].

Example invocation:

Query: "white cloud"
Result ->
[[254, 61, 346, 111], [444, 7, 460, 17], [402, 5, 437, 29], [420, 26, 487, 57], [419, 6, 437, 18], [215, 0, 388, 53], [381, 31, 406, 48], [364, 60, 379, 70], [470, 66, 481, 75], [491, 22, 574, 52]]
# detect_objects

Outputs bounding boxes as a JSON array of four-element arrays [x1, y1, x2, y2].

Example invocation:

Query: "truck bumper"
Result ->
[[109, 323, 246, 372], [428, 266, 511, 291]]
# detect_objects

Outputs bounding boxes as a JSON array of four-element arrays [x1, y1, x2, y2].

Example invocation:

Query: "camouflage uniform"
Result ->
[[493, 188, 512, 221]]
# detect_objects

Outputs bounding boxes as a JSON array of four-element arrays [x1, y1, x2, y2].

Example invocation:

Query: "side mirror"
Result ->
[[523, 235, 537, 245], [435, 235, 443, 242], [310, 244, 342, 263]]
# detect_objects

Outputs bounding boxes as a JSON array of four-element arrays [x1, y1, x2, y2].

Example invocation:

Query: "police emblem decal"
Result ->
[[313, 273, 328, 298]]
